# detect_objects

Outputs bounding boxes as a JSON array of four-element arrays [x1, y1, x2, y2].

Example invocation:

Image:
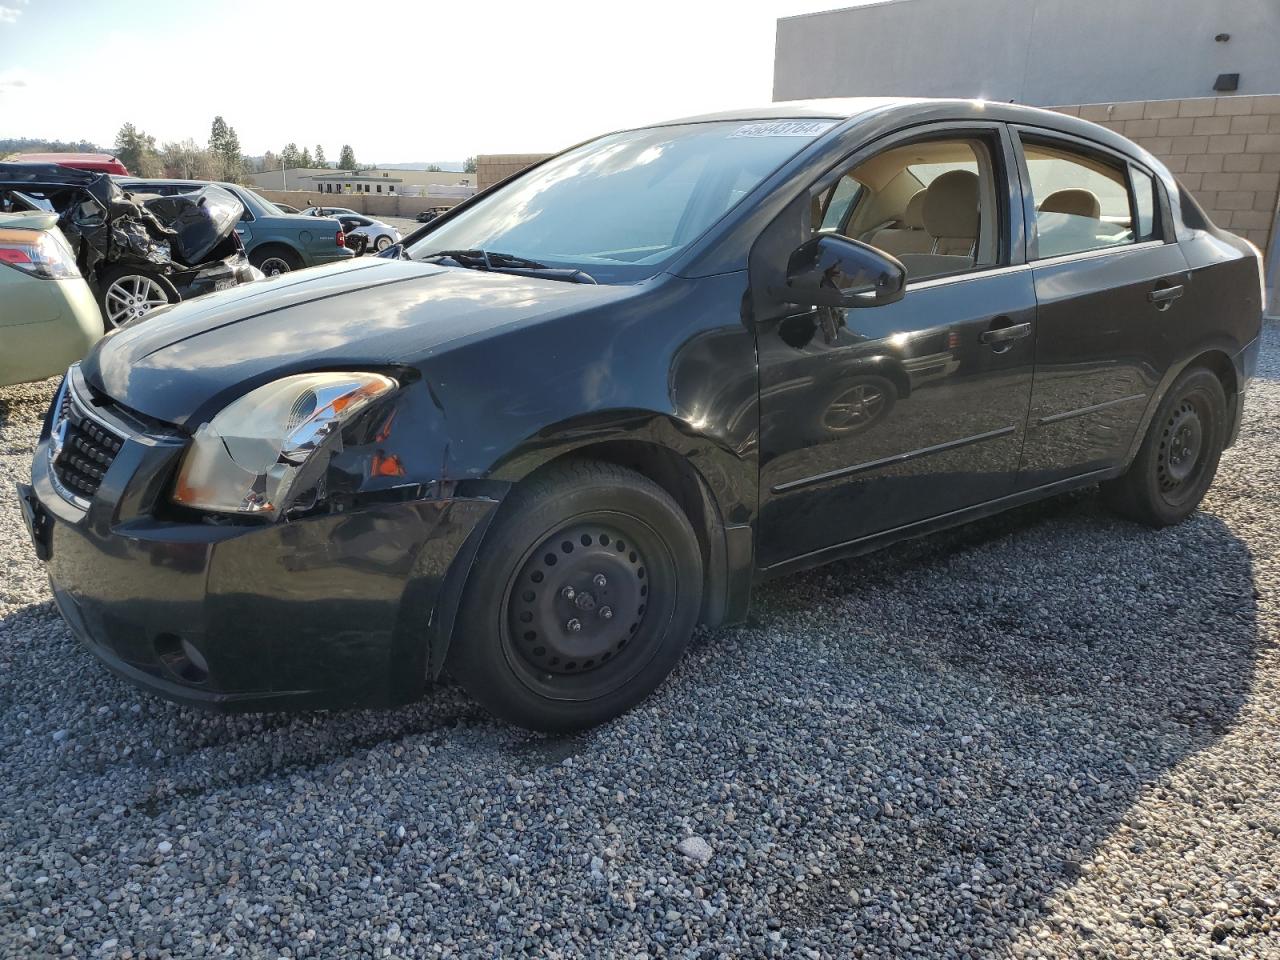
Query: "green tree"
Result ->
[[338, 144, 357, 172], [300, 147, 313, 168], [314, 144, 327, 168], [280, 142, 302, 170], [424, 163, 443, 172], [208, 116, 244, 182], [114, 123, 160, 177], [463, 156, 477, 174]]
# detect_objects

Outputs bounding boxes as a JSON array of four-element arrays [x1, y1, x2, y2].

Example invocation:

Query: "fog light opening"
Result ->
[[154, 633, 209, 684]]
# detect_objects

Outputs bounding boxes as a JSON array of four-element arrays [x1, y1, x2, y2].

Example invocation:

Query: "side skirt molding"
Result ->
[[757, 467, 1119, 581]]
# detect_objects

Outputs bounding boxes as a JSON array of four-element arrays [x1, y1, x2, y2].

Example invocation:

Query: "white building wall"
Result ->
[[774, 0, 1280, 106]]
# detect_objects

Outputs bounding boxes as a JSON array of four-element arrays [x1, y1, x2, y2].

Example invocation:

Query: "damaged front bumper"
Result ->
[[23, 373, 500, 711]]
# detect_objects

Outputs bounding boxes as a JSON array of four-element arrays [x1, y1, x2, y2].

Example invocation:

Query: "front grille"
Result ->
[[48, 381, 125, 504]]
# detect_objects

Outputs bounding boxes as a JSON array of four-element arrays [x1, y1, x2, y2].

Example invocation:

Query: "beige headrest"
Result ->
[[1040, 188, 1101, 220], [923, 170, 980, 239], [903, 190, 926, 230]]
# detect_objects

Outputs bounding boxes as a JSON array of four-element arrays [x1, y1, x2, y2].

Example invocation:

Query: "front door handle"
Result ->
[[1148, 283, 1184, 310], [979, 321, 1032, 347]]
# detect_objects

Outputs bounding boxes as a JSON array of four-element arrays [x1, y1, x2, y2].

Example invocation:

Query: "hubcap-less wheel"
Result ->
[[1157, 397, 1208, 501], [104, 275, 170, 328], [823, 382, 887, 432], [259, 257, 292, 277], [502, 514, 674, 700]]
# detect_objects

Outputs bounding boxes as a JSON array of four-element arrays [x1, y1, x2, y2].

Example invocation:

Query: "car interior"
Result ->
[[813, 134, 1143, 281], [1020, 139, 1135, 258], [813, 138, 1002, 283]]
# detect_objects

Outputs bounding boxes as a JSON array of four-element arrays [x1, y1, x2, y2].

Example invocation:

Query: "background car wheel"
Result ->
[[375, 235, 394, 252], [96, 267, 178, 329], [250, 246, 302, 277], [819, 375, 897, 435], [1101, 366, 1227, 527], [448, 458, 703, 733]]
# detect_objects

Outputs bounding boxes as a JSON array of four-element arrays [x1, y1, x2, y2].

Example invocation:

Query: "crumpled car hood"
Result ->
[[82, 257, 631, 428]]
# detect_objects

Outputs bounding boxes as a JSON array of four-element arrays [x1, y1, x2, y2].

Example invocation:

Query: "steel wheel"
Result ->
[[448, 458, 702, 732], [501, 512, 675, 701], [1156, 395, 1210, 505], [103, 274, 170, 328], [1100, 366, 1226, 528]]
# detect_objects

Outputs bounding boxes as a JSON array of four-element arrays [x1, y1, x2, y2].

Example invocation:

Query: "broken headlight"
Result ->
[[173, 372, 397, 520]]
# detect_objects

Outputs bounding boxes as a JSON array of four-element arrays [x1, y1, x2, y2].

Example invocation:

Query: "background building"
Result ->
[[774, 0, 1280, 312], [774, 0, 1279, 105], [245, 167, 475, 199]]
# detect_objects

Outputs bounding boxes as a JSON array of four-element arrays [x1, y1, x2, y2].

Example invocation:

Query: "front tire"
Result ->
[[375, 235, 394, 252], [448, 459, 702, 732], [1101, 367, 1227, 527]]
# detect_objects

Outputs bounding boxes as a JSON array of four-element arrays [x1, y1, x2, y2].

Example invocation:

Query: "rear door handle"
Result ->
[[980, 322, 1032, 346], [1148, 284, 1184, 309]]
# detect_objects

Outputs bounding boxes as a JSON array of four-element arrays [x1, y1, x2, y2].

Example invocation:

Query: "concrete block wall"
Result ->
[[476, 154, 553, 192], [254, 189, 461, 218], [1052, 95, 1280, 255]]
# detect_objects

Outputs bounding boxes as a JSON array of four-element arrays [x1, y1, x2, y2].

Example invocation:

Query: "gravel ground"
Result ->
[[2, 327, 1279, 959]]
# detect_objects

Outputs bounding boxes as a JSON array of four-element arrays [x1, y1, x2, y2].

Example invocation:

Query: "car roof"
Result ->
[[118, 177, 238, 188], [17, 152, 129, 173], [654, 97, 1153, 168], [660, 97, 905, 125]]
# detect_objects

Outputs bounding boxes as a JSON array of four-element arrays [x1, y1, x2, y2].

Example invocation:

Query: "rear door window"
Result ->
[[1020, 137, 1135, 259]]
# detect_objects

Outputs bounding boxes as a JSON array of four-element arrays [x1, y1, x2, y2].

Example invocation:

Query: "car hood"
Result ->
[[82, 257, 632, 428]]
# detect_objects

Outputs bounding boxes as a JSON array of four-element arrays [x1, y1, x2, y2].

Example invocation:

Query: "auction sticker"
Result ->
[[729, 120, 837, 138]]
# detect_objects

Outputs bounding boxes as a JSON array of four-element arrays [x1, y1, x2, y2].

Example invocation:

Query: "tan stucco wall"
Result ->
[[254, 190, 461, 217], [1052, 94, 1280, 255], [476, 154, 553, 191]]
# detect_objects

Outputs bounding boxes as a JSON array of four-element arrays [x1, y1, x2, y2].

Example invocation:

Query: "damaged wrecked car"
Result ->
[[15, 99, 1264, 733], [0, 162, 258, 329]]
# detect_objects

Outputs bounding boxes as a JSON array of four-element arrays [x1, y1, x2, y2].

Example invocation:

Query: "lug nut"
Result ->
[[566, 618, 582, 633], [561, 586, 576, 600], [593, 574, 608, 588], [599, 606, 613, 620]]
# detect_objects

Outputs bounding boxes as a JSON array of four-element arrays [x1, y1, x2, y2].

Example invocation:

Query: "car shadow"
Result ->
[[685, 493, 1259, 953]]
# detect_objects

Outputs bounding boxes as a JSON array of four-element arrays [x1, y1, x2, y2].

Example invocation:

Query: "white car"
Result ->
[[336, 214, 401, 252], [300, 206, 359, 218]]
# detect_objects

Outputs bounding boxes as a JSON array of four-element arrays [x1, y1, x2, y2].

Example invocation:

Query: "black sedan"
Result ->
[[19, 99, 1264, 731]]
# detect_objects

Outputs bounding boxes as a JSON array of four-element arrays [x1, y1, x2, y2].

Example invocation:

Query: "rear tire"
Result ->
[[250, 245, 302, 277], [448, 459, 702, 732], [1101, 367, 1227, 527], [96, 266, 178, 329]]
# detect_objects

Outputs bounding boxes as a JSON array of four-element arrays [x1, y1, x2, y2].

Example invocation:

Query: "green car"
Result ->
[[117, 179, 354, 276], [0, 212, 103, 387]]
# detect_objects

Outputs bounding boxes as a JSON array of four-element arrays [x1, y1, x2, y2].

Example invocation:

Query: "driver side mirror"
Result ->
[[782, 235, 906, 309]]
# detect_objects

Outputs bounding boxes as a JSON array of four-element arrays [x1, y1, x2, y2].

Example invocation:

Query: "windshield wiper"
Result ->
[[421, 248, 597, 285]]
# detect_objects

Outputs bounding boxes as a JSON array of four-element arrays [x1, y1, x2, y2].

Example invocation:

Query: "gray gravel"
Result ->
[[3, 327, 1280, 959]]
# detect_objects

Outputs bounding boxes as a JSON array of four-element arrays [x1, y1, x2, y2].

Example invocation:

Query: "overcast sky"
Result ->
[[0, 0, 866, 162]]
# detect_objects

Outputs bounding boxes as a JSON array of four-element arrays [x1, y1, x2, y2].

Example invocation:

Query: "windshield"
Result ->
[[407, 119, 835, 283]]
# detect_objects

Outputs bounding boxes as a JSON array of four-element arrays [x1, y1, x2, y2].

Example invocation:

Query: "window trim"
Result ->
[[1010, 124, 1173, 262], [804, 119, 1026, 276]]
